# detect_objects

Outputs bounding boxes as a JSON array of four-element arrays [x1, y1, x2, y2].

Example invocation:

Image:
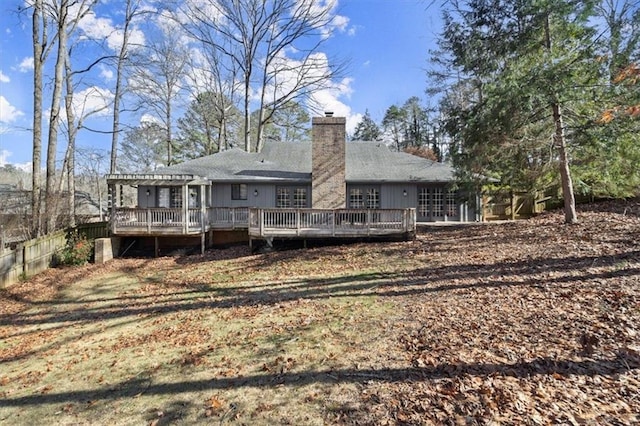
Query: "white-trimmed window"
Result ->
[[231, 184, 248, 200], [293, 188, 307, 208], [170, 187, 182, 208], [446, 189, 457, 217], [418, 187, 429, 217], [433, 188, 443, 216], [277, 187, 291, 208], [366, 188, 380, 209], [350, 188, 364, 208]]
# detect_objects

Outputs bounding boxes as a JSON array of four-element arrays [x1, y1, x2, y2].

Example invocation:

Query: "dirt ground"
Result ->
[[0, 201, 639, 425]]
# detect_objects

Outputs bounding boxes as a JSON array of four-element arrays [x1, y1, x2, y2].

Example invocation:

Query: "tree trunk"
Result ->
[[31, 0, 43, 237], [243, 76, 251, 152], [166, 105, 173, 166], [552, 101, 578, 224], [64, 55, 76, 228], [544, 12, 577, 224], [45, 0, 69, 234]]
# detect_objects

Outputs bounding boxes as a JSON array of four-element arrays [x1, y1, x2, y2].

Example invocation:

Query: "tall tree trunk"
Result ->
[[243, 75, 251, 152], [31, 0, 44, 237], [45, 0, 69, 234], [64, 55, 76, 228], [544, 12, 577, 224], [166, 105, 173, 166], [109, 0, 133, 173], [552, 101, 578, 224]]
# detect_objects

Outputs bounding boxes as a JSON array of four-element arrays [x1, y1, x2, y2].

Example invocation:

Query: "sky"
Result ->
[[0, 0, 443, 170]]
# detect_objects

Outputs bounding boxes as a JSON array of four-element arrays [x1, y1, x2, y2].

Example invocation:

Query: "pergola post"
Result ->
[[182, 183, 189, 234], [200, 184, 207, 254]]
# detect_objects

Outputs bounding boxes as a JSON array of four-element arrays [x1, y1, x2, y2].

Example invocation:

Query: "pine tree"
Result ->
[[352, 110, 381, 141]]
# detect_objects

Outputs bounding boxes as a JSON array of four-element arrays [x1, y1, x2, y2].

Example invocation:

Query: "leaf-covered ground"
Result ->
[[0, 201, 639, 425]]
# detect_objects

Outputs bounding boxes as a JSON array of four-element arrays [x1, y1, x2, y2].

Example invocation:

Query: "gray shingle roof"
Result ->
[[156, 141, 455, 183]]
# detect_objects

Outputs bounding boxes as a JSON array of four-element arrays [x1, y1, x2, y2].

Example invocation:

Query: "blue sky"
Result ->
[[0, 0, 442, 170]]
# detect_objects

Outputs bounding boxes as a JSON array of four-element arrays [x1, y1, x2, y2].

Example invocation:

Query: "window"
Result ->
[[158, 187, 170, 208], [171, 187, 183, 208], [433, 188, 443, 216], [366, 188, 380, 209], [350, 188, 364, 208], [418, 187, 429, 217], [231, 184, 247, 200], [446, 190, 457, 217], [277, 187, 291, 208], [293, 188, 307, 208]]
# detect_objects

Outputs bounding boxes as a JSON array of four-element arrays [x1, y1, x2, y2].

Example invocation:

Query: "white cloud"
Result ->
[[309, 75, 361, 134], [0, 71, 9, 83], [330, 15, 349, 33], [139, 114, 163, 128], [77, 11, 145, 52], [53, 86, 114, 122], [18, 57, 34, 72], [99, 65, 114, 81], [0, 96, 24, 123]]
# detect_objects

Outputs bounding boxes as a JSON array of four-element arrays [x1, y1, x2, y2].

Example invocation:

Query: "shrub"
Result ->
[[58, 230, 94, 266]]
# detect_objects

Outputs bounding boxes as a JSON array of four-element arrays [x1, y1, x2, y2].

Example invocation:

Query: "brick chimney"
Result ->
[[312, 113, 346, 209]]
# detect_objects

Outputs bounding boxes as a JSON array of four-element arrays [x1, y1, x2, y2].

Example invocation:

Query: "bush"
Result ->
[[57, 230, 94, 266]]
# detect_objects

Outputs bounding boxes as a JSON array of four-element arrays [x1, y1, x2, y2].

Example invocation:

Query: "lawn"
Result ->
[[1, 201, 639, 425]]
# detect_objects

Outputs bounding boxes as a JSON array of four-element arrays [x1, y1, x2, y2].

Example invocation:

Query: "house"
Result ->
[[106, 114, 480, 254]]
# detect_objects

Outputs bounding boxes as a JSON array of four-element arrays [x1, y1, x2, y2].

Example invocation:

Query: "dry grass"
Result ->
[[0, 201, 639, 425]]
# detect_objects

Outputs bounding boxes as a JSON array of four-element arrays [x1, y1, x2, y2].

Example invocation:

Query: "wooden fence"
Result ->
[[482, 191, 548, 221], [0, 222, 109, 288]]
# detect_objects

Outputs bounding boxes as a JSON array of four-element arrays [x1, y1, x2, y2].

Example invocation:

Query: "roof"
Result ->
[[149, 141, 455, 183]]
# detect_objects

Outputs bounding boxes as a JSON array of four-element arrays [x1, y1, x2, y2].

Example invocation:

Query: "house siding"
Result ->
[[212, 183, 275, 208]]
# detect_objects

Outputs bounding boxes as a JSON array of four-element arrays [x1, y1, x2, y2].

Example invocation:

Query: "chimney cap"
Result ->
[[324, 111, 334, 117]]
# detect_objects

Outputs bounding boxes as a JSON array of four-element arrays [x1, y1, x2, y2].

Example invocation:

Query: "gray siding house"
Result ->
[[106, 115, 478, 252]]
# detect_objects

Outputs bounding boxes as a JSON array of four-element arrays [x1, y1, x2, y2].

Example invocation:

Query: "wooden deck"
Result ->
[[111, 207, 416, 239], [111, 207, 249, 235], [248, 208, 416, 239]]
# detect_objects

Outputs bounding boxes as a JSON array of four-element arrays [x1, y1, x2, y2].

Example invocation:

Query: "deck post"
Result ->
[[154, 237, 159, 257], [200, 184, 207, 233], [296, 210, 301, 236], [200, 232, 205, 255], [259, 209, 264, 237], [182, 184, 189, 234], [331, 210, 335, 237], [147, 209, 151, 234]]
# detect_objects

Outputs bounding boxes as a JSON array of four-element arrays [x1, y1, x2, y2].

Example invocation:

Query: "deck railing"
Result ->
[[208, 207, 249, 229], [112, 207, 250, 235], [111, 207, 415, 238], [249, 208, 416, 238]]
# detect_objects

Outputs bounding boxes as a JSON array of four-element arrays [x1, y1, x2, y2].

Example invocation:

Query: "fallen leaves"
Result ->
[[0, 200, 638, 424]]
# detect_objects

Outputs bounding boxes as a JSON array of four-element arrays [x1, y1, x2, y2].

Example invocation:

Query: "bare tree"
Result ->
[[41, 0, 99, 233], [30, 0, 46, 237], [176, 0, 347, 152], [184, 32, 242, 152], [109, 0, 148, 173], [43, 0, 69, 234], [130, 30, 189, 166], [76, 148, 108, 221]]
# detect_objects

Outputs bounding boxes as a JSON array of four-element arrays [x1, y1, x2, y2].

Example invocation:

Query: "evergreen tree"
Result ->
[[119, 122, 165, 173], [177, 92, 241, 159], [382, 104, 406, 151], [352, 110, 382, 141], [433, 0, 607, 223]]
